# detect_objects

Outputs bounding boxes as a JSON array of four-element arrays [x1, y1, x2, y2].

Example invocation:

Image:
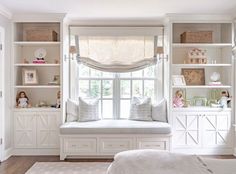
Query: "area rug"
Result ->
[[25, 162, 111, 174]]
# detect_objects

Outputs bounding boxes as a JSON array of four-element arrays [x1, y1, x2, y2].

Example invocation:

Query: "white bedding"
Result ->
[[107, 149, 212, 174]]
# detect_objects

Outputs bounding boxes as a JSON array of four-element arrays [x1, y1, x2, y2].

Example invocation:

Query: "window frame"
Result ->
[[77, 65, 158, 119]]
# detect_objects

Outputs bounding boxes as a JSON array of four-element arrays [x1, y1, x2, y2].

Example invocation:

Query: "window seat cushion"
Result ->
[[60, 120, 171, 135]]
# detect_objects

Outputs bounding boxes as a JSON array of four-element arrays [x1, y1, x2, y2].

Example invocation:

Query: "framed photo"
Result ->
[[48, 75, 60, 85], [181, 68, 205, 85], [172, 75, 186, 86], [22, 69, 38, 85], [191, 97, 207, 106]]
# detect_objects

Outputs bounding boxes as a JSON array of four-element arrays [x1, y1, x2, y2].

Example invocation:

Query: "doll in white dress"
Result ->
[[218, 90, 231, 108], [16, 91, 31, 108]]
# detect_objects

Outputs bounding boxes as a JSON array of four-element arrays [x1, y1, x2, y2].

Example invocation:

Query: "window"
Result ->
[[76, 64, 157, 119], [69, 26, 164, 119]]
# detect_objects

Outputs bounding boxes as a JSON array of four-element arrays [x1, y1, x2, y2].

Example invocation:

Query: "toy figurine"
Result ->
[[218, 90, 231, 108], [56, 90, 61, 108], [16, 91, 31, 108], [173, 90, 184, 108]]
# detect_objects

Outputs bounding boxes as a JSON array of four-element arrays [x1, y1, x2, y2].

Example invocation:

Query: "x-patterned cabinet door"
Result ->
[[173, 111, 201, 148], [202, 111, 232, 148], [14, 112, 37, 148], [36, 111, 60, 148]]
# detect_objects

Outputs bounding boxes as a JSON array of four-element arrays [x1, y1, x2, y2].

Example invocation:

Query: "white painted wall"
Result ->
[[0, 14, 12, 160]]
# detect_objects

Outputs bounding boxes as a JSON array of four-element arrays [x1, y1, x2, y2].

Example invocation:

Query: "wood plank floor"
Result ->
[[0, 155, 235, 174]]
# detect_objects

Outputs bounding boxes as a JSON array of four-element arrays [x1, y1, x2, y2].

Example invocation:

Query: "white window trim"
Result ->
[[77, 65, 158, 119]]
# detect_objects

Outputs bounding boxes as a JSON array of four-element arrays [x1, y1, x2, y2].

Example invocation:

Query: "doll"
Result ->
[[173, 90, 184, 108], [218, 90, 231, 108], [16, 91, 31, 108], [56, 90, 61, 108]]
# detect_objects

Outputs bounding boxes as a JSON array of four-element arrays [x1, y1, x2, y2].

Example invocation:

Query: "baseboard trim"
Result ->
[[13, 148, 60, 156], [3, 147, 13, 161]]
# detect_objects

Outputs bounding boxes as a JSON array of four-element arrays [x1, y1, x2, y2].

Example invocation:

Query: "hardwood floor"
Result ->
[[0, 155, 235, 174]]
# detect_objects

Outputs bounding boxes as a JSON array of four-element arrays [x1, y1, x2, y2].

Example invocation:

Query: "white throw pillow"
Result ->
[[78, 97, 100, 122], [66, 99, 79, 122], [152, 99, 167, 122], [129, 97, 152, 121]]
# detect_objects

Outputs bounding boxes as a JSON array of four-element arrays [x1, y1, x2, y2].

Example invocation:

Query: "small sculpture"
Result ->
[[16, 91, 31, 108], [218, 90, 231, 108], [209, 72, 221, 85], [173, 90, 184, 108]]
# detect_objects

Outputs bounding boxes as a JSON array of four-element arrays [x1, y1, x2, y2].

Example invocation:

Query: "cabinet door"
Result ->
[[173, 112, 201, 147], [37, 112, 60, 148], [203, 112, 232, 147], [14, 112, 37, 148]]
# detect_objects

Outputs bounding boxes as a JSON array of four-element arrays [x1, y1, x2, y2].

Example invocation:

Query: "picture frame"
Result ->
[[48, 75, 60, 85], [181, 68, 205, 85], [172, 75, 186, 86], [191, 96, 207, 106], [22, 68, 39, 85]]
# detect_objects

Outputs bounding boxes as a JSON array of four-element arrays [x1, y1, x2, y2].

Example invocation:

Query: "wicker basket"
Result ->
[[24, 29, 58, 41], [180, 31, 212, 43]]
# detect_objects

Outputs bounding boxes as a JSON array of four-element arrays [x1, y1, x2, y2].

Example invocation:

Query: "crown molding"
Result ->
[[0, 4, 12, 19]]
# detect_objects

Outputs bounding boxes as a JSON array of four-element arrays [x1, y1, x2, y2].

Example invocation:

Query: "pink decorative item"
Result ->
[[173, 90, 184, 108]]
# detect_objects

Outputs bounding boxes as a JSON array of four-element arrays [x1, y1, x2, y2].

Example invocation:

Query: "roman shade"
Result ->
[[71, 27, 164, 72]]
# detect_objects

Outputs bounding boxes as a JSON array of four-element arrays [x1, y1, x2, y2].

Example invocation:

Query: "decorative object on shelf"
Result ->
[[22, 68, 39, 85], [172, 75, 186, 86], [173, 90, 184, 108], [191, 96, 207, 106], [181, 68, 205, 85], [36, 101, 48, 107], [33, 48, 46, 64], [51, 90, 61, 108], [187, 48, 207, 64], [24, 28, 58, 41], [48, 75, 60, 85], [16, 91, 31, 108], [56, 91, 61, 108], [54, 59, 60, 64], [218, 90, 231, 108], [209, 72, 222, 85], [23, 58, 29, 64], [180, 31, 212, 43]]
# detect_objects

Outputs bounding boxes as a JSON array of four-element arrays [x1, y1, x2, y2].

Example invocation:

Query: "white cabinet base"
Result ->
[[14, 109, 61, 155], [60, 134, 171, 160], [172, 110, 233, 155]]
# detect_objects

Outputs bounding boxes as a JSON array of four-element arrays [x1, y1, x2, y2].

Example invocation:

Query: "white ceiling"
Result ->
[[1, 0, 236, 19]]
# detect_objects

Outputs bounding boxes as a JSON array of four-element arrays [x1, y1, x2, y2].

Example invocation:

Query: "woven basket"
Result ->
[[180, 31, 212, 43], [24, 29, 58, 41]]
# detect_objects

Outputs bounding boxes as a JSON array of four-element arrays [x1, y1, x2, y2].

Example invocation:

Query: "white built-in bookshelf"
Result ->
[[13, 22, 62, 107], [12, 15, 65, 154], [169, 19, 234, 154]]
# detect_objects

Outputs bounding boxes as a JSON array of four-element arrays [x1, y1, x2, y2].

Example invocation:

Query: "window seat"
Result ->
[[60, 120, 172, 160], [60, 120, 171, 134]]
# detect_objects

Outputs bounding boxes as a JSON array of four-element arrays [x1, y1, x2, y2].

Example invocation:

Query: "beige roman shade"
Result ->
[[71, 27, 164, 72]]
